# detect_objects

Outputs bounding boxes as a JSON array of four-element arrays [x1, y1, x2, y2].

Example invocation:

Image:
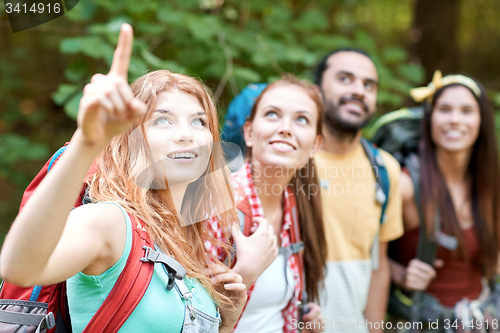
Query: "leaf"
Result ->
[[129, 57, 149, 77], [305, 35, 352, 51], [292, 10, 328, 31], [382, 46, 408, 63], [52, 84, 78, 106], [0, 134, 49, 166], [157, 6, 186, 26], [60, 36, 114, 60], [64, 61, 89, 83], [64, 92, 83, 119], [137, 22, 165, 35], [187, 16, 221, 41], [233, 67, 261, 83], [398, 64, 425, 84], [354, 30, 376, 51], [140, 48, 166, 68]]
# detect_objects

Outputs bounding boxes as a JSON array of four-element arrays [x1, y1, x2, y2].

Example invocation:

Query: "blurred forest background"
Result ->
[[1, 0, 500, 241]]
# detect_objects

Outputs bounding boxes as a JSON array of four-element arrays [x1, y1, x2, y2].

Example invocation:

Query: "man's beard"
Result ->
[[323, 97, 374, 138]]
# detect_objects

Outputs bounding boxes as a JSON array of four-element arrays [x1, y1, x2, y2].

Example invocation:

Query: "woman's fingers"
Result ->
[[405, 259, 438, 290], [223, 283, 246, 291], [205, 263, 230, 277], [210, 271, 243, 285], [109, 23, 133, 79], [253, 217, 268, 232], [129, 98, 147, 120]]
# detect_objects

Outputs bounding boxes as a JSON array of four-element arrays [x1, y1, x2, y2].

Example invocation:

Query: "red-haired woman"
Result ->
[[0, 24, 246, 333]]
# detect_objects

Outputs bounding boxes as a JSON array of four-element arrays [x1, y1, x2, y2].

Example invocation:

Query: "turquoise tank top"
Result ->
[[66, 202, 218, 333]]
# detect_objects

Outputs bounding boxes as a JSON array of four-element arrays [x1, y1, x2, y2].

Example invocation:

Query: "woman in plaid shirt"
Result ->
[[227, 75, 328, 333]]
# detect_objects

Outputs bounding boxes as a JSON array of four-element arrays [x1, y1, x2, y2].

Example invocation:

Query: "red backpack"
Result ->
[[0, 146, 157, 333]]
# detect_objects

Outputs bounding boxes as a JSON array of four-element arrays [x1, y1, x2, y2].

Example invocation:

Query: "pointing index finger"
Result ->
[[109, 23, 133, 79]]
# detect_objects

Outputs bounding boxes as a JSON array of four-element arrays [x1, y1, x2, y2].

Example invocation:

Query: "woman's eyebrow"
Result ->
[[296, 110, 312, 116], [154, 110, 206, 117], [263, 105, 281, 110], [154, 109, 170, 114]]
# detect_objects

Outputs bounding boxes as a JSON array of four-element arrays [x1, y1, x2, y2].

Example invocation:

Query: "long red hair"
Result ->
[[87, 70, 237, 309]]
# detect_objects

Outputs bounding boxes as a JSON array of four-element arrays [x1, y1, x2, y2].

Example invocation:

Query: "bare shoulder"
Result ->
[[68, 202, 127, 237], [399, 171, 415, 203]]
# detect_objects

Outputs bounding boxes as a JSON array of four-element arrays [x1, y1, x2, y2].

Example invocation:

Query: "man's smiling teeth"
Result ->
[[168, 152, 196, 159], [344, 102, 363, 112], [271, 142, 294, 150]]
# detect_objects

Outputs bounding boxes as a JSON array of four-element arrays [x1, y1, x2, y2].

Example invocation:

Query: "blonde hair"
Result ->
[[87, 70, 237, 309]]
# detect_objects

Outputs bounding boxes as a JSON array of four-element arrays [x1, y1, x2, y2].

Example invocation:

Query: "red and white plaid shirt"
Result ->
[[207, 163, 303, 332]]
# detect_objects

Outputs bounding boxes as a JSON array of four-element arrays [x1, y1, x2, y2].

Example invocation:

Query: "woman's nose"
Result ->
[[277, 118, 293, 137], [172, 123, 194, 143]]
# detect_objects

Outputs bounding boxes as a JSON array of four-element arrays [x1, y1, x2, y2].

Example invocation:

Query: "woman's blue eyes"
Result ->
[[297, 116, 309, 124], [264, 111, 309, 124], [153, 117, 206, 127], [265, 111, 278, 118], [154, 117, 170, 125], [192, 118, 206, 126]]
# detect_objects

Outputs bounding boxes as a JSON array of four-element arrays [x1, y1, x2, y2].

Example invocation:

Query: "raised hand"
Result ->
[[205, 263, 247, 331], [77, 23, 146, 147], [231, 217, 278, 289]]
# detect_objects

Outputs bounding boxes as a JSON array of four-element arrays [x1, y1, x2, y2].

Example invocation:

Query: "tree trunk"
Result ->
[[410, 0, 460, 81]]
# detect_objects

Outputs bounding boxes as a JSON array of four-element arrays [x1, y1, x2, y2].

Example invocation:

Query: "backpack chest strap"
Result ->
[[278, 242, 304, 258], [141, 246, 187, 291]]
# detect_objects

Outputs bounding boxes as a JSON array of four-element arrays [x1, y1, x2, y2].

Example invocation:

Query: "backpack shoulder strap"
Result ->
[[47, 146, 68, 172], [404, 153, 438, 265], [360, 138, 390, 224], [82, 215, 154, 333], [361, 138, 390, 271], [404, 153, 439, 330]]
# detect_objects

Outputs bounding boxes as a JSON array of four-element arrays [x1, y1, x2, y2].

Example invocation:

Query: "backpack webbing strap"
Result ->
[[360, 138, 390, 271], [360, 138, 390, 224], [141, 245, 187, 280], [405, 154, 438, 265], [405, 153, 438, 333], [29, 285, 42, 302], [0, 307, 55, 328], [47, 146, 68, 173], [82, 215, 154, 333], [278, 242, 304, 257]]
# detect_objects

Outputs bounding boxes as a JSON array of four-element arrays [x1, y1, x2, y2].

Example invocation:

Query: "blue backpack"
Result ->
[[220, 83, 390, 233], [221, 83, 268, 155]]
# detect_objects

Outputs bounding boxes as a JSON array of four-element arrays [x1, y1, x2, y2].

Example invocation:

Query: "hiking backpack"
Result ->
[[368, 106, 447, 325], [0, 146, 185, 333], [369, 107, 500, 332], [221, 83, 268, 155]]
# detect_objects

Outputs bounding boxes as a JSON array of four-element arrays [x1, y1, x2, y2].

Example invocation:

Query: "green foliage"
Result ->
[[0, 134, 49, 186], [48, 0, 426, 121]]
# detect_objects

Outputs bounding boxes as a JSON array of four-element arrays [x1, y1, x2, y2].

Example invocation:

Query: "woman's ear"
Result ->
[[243, 121, 253, 148], [309, 135, 323, 158]]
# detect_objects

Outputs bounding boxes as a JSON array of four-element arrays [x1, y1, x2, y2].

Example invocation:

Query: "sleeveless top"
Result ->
[[393, 226, 482, 306], [66, 202, 218, 332]]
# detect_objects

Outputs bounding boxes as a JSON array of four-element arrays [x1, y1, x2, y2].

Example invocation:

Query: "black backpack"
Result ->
[[369, 107, 454, 330]]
